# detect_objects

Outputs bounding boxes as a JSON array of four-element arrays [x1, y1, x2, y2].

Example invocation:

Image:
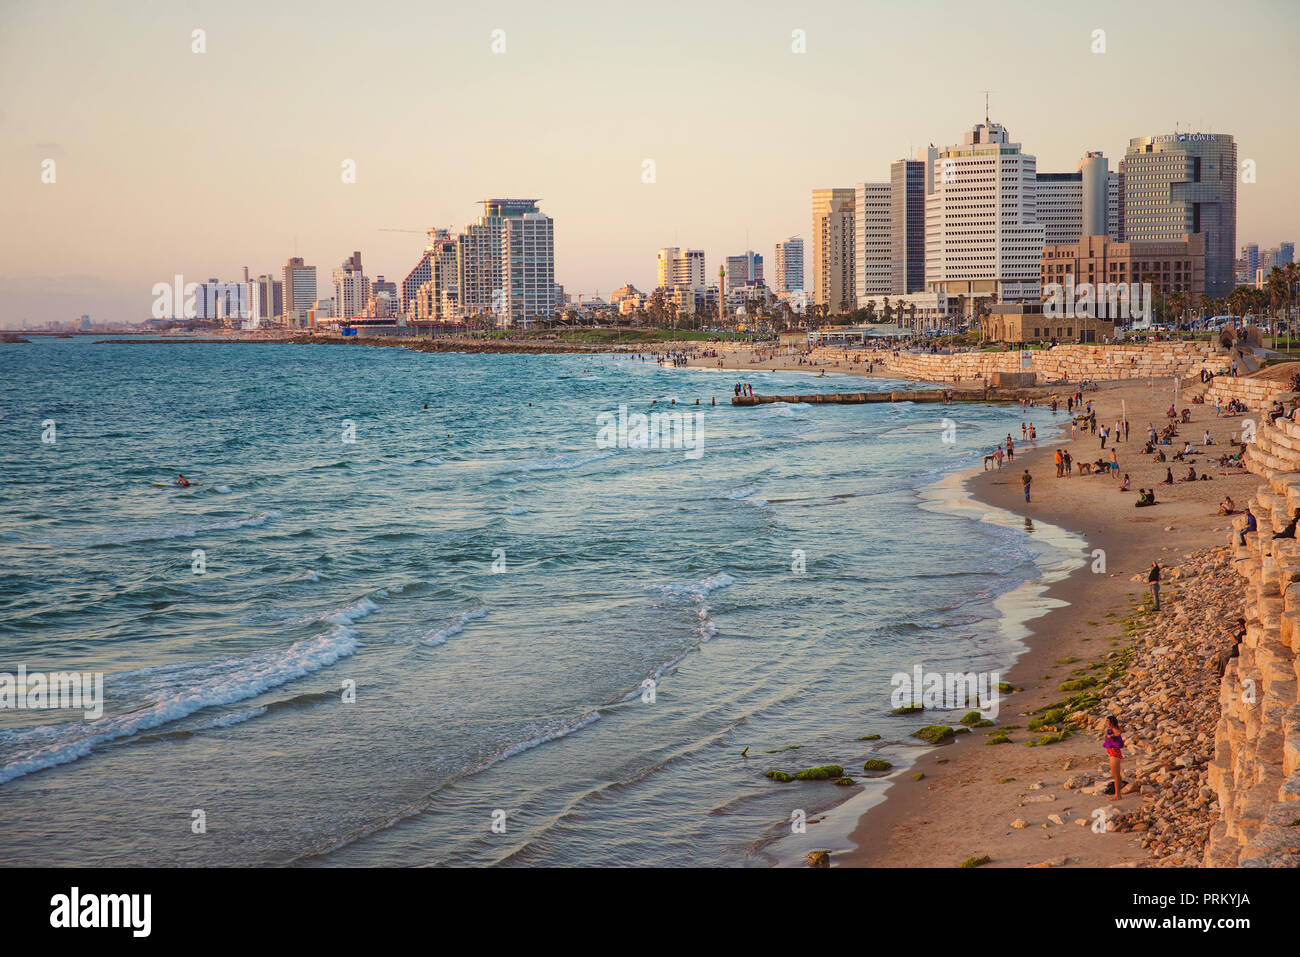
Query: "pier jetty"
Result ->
[[733, 389, 978, 406]]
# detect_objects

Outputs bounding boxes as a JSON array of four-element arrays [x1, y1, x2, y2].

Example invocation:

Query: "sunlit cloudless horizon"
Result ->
[[2, 0, 1297, 324]]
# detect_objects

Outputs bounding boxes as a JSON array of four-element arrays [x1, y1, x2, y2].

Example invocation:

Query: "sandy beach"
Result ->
[[701, 342, 1259, 867]]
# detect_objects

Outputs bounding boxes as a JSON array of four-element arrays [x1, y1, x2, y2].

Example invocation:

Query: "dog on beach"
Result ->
[[1078, 462, 1094, 475], [984, 454, 997, 470]]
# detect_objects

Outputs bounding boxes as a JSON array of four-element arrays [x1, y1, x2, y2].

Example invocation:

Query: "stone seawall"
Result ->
[[1206, 375, 1289, 413], [1206, 411, 1300, 866], [811, 343, 1231, 384]]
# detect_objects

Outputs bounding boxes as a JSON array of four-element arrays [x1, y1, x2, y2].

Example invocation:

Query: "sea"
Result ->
[[0, 337, 1084, 866]]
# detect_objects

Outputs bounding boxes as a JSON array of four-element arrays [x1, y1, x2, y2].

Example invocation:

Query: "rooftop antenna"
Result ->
[[981, 90, 993, 124]]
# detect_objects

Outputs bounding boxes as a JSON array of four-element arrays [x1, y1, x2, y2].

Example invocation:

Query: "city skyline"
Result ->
[[2, 0, 1298, 325]]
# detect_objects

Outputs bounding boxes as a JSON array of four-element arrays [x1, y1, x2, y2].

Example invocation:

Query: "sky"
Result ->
[[1, 0, 1298, 326]]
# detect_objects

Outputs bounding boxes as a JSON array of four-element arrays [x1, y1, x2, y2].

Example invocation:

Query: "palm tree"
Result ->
[[1267, 266, 1289, 326], [1167, 291, 1187, 330], [1141, 273, 1163, 323], [1227, 285, 1251, 323]]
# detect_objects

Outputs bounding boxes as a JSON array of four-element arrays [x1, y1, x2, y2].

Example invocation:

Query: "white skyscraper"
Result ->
[[925, 121, 1044, 308], [656, 247, 678, 289], [773, 237, 804, 296], [332, 252, 370, 320], [657, 247, 706, 291], [854, 182, 891, 304], [503, 211, 555, 326]]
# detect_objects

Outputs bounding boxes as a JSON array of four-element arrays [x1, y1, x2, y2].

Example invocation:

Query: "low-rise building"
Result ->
[[1041, 234, 1206, 300], [980, 302, 1114, 344]]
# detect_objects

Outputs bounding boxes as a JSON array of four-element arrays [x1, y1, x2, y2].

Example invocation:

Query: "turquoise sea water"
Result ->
[[0, 338, 1075, 866]]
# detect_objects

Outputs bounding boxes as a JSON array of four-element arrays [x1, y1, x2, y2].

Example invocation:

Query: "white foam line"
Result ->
[[420, 607, 489, 646], [0, 627, 359, 785]]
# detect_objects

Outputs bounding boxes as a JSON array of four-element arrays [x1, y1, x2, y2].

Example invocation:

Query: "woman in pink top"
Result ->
[[1103, 715, 1125, 801]]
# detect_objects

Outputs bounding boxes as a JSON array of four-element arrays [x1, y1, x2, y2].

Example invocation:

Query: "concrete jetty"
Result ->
[[732, 389, 960, 406]]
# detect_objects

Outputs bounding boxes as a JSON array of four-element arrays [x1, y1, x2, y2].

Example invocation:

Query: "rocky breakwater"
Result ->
[[1083, 549, 1242, 865], [1208, 410, 1300, 866]]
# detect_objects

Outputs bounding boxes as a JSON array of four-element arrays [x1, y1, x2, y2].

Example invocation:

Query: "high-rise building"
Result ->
[[1078, 152, 1109, 238], [1034, 173, 1082, 247], [1279, 242, 1296, 266], [412, 230, 461, 321], [890, 159, 925, 295], [332, 252, 370, 320], [1033, 153, 1116, 249], [925, 121, 1044, 308], [503, 210, 555, 326], [725, 251, 763, 292], [427, 199, 557, 326], [1120, 132, 1237, 297], [812, 188, 855, 312], [854, 182, 890, 304], [250, 275, 282, 325], [457, 199, 544, 322], [772, 237, 804, 296], [401, 231, 438, 315], [1107, 171, 1122, 241], [1238, 243, 1259, 286], [656, 247, 679, 289], [657, 247, 706, 291], [282, 257, 317, 327], [677, 249, 705, 290]]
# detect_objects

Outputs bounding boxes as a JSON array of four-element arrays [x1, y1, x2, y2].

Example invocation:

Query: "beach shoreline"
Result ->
[[836, 375, 1255, 868], [672, 340, 1253, 867]]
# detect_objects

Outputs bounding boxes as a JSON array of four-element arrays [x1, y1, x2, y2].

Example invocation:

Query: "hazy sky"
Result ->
[[2, 0, 1297, 325]]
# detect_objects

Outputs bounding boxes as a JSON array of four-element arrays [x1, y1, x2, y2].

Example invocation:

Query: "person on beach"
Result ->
[[1118, 473, 1130, 492], [1063, 449, 1072, 476], [1217, 618, 1248, 677], [1148, 561, 1161, 611], [1109, 448, 1119, 475], [1218, 496, 1235, 515], [1104, 715, 1126, 800], [1135, 488, 1156, 507], [1055, 449, 1064, 477], [1272, 507, 1300, 540], [1006, 437, 1014, 463], [1239, 508, 1257, 546], [1160, 468, 1174, 485], [994, 445, 1004, 470], [1021, 469, 1032, 503]]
